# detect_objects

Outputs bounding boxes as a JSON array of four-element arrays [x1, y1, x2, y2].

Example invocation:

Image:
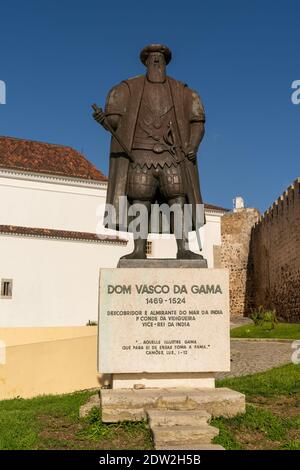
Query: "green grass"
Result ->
[[217, 363, 300, 397], [0, 390, 91, 450], [231, 322, 300, 339], [78, 406, 150, 444], [212, 363, 300, 450], [0, 390, 153, 450]]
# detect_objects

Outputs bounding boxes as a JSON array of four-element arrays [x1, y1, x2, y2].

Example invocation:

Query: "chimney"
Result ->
[[233, 196, 245, 212]]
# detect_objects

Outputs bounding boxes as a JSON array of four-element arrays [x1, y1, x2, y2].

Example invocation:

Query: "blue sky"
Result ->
[[0, 0, 299, 211]]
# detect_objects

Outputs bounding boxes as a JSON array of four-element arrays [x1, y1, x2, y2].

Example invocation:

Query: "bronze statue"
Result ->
[[93, 44, 206, 260]]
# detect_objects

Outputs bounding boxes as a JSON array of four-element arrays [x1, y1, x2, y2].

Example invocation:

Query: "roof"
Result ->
[[0, 136, 107, 182], [204, 203, 229, 213], [0, 225, 127, 244]]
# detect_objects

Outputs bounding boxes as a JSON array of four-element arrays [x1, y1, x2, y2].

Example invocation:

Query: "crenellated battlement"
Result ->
[[255, 177, 300, 227]]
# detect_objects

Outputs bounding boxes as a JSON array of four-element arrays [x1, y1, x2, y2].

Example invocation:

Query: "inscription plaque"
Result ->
[[98, 268, 230, 373]]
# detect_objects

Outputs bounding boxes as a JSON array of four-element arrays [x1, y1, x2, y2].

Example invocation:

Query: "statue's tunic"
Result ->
[[132, 80, 178, 168], [128, 79, 186, 201], [104, 75, 205, 230]]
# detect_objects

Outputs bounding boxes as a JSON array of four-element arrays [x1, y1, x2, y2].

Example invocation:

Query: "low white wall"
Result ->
[[0, 170, 108, 233]]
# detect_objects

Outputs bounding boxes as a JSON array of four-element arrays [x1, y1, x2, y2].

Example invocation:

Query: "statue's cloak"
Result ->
[[104, 75, 204, 231]]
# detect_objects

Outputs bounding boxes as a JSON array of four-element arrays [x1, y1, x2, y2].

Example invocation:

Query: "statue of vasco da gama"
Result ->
[[93, 44, 206, 260]]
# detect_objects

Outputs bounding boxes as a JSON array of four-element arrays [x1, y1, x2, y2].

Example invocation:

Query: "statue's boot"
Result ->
[[176, 239, 205, 260], [119, 199, 150, 260], [119, 238, 147, 260], [168, 196, 205, 260]]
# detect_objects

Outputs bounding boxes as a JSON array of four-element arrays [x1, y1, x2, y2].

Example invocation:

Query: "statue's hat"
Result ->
[[140, 44, 172, 65]]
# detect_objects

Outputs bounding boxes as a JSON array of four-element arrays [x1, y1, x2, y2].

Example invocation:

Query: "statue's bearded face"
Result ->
[[146, 52, 166, 83]]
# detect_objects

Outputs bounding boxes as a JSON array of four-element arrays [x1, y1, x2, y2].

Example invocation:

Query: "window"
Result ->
[[146, 240, 153, 257], [1, 279, 13, 299]]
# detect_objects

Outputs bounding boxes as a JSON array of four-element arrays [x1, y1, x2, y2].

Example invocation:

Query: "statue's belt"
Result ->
[[132, 140, 180, 155]]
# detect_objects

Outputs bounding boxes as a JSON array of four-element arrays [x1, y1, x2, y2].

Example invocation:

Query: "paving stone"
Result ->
[[102, 407, 145, 422], [217, 340, 292, 379], [186, 388, 245, 417], [156, 444, 225, 450], [101, 388, 158, 409], [147, 409, 210, 427], [152, 424, 219, 447]]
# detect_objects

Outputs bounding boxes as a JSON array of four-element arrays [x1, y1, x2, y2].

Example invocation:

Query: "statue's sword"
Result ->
[[92, 104, 134, 162]]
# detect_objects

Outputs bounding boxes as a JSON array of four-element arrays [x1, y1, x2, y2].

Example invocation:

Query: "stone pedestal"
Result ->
[[98, 260, 230, 390], [91, 261, 245, 448]]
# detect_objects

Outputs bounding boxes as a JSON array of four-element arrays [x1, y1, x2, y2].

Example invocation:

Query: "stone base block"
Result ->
[[117, 258, 208, 268], [101, 387, 245, 423], [112, 373, 215, 389]]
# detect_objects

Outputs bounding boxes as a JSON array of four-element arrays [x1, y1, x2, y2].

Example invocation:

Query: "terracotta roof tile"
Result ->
[[0, 225, 127, 244], [0, 136, 107, 182]]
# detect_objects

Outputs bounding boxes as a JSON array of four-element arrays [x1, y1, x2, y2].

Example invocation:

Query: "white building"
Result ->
[[0, 136, 228, 327]]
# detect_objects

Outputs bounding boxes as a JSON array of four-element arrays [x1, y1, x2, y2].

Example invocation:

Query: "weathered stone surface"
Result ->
[[101, 388, 159, 409], [117, 259, 208, 268], [152, 424, 219, 446], [146, 409, 210, 427], [186, 388, 245, 418], [102, 407, 145, 422], [79, 393, 100, 418], [99, 388, 233, 449], [156, 444, 225, 450], [133, 383, 146, 389], [100, 387, 245, 422]]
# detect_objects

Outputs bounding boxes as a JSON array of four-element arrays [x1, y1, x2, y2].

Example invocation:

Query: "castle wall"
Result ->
[[250, 178, 300, 322], [216, 208, 259, 316]]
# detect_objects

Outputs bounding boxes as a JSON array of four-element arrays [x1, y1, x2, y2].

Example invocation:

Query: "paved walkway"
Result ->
[[230, 316, 253, 329], [216, 339, 293, 379]]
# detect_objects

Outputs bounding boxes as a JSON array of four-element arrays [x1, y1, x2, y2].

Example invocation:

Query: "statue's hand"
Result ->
[[185, 145, 197, 162], [93, 108, 107, 125], [92, 104, 109, 129]]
